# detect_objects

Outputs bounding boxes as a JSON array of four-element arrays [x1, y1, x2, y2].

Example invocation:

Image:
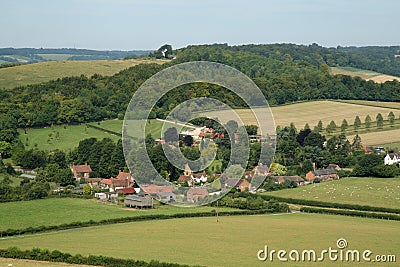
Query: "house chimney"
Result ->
[[312, 162, 316, 171]]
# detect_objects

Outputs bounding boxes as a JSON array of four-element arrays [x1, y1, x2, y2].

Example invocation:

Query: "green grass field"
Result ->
[[19, 124, 121, 151], [264, 177, 400, 209], [0, 198, 238, 232], [0, 258, 96, 267], [0, 213, 398, 267], [0, 59, 165, 89]]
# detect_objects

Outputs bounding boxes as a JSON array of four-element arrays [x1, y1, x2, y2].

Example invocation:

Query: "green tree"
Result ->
[[365, 115, 371, 130], [0, 141, 12, 158], [315, 120, 323, 132], [245, 125, 258, 135], [376, 113, 384, 129], [0, 115, 18, 143], [83, 184, 91, 195], [340, 119, 348, 133], [354, 116, 361, 131], [164, 127, 179, 143], [388, 111, 395, 127], [182, 135, 194, 146], [212, 179, 222, 190], [270, 163, 287, 176], [352, 134, 362, 150], [329, 120, 337, 132], [301, 159, 314, 174]]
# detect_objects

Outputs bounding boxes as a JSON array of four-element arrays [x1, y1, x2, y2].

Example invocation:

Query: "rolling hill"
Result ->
[[0, 58, 166, 89]]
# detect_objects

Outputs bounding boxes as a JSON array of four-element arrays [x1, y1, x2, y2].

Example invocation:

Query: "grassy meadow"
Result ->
[[337, 100, 400, 110], [264, 177, 400, 209], [0, 213, 398, 267], [0, 59, 165, 89], [19, 124, 121, 151], [348, 128, 400, 146], [0, 258, 97, 267], [202, 100, 399, 130], [0, 198, 239, 232]]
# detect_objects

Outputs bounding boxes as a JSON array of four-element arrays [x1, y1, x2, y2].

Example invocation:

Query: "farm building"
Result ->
[[306, 169, 339, 183], [124, 195, 153, 208]]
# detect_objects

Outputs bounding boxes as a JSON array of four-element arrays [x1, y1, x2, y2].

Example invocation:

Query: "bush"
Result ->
[[300, 207, 400, 221]]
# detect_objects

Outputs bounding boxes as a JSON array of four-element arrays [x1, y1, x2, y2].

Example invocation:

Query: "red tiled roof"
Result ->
[[117, 187, 136, 195], [101, 179, 112, 185], [111, 178, 128, 187], [178, 175, 191, 182], [71, 164, 92, 173], [117, 171, 132, 180], [187, 187, 208, 196], [142, 185, 174, 195]]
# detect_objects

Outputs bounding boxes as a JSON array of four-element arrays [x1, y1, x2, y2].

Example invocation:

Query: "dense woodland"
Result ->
[[0, 44, 399, 133]]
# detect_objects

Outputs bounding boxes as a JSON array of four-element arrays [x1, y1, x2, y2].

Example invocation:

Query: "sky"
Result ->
[[1, 0, 399, 50]]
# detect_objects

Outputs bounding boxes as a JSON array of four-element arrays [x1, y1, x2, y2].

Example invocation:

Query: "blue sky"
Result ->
[[1, 0, 399, 50]]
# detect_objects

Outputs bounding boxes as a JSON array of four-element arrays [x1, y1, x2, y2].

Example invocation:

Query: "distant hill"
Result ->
[[0, 47, 152, 65], [0, 58, 166, 89]]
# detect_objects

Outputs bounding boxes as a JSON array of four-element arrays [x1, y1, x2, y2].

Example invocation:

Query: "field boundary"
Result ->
[[333, 99, 400, 110], [0, 247, 192, 267], [86, 123, 122, 136], [0, 209, 278, 238], [261, 195, 400, 214], [300, 207, 400, 221]]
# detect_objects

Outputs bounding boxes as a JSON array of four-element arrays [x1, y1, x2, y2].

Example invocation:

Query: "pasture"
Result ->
[[264, 177, 400, 209], [337, 100, 400, 110], [19, 124, 121, 152], [0, 59, 165, 89], [0, 198, 238, 232], [348, 128, 400, 146], [0, 258, 97, 267], [0, 213, 398, 267], [204, 100, 399, 130]]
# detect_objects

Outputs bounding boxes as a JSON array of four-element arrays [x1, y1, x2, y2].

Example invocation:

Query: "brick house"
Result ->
[[70, 163, 92, 180], [187, 187, 208, 202], [306, 169, 339, 183]]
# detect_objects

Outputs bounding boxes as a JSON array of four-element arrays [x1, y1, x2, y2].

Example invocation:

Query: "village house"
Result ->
[[100, 177, 129, 192], [224, 178, 251, 192], [70, 163, 92, 180], [326, 164, 341, 171], [141, 184, 176, 202], [178, 163, 208, 186], [384, 153, 400, 165], [187, 187, 208, 202], [305, 169, 339, 183], [253, 163, 269, 176], [272, 176, 305, 186]]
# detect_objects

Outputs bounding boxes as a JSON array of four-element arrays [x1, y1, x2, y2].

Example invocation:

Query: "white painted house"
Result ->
[[384, 153, 400, 165]]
